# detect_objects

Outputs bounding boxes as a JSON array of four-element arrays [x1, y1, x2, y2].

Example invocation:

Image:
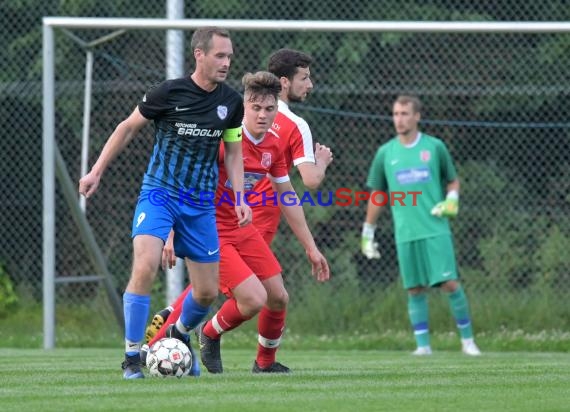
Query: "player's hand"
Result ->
[[235, 204, 252, 227], [431, 198, 459, 218], [78, 171, 101, 198], [361, 222, 381, 259], [306, 248, 330, 282], [162, 230, 176, 270], [315, 142, 333, 167]]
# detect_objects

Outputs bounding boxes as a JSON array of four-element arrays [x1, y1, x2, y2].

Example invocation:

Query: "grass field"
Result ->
[[1, 348, 568, 412]]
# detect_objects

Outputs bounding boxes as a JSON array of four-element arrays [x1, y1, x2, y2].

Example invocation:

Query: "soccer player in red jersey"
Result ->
[[147, 70, 330, 373], [146, 50, 334, 372], [249, 48, 333, 244]]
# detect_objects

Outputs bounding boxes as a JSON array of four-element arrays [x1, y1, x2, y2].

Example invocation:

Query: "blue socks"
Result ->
[[123, 292, 150, 355], [179, 291, 210, 332]]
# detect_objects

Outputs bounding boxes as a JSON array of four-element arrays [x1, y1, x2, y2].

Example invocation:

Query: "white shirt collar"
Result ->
[[242, 124, 265, 145], [403, 132, 422, 148]]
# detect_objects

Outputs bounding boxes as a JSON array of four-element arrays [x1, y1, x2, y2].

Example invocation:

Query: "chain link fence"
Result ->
[[1, 1, 569, 344]]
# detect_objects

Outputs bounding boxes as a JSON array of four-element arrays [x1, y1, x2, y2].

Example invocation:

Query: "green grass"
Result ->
[[3, 302, 570, 352], [1, 348, 568, 411]]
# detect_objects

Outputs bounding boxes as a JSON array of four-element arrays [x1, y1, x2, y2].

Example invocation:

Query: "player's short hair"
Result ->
[[191, 27, 230, 55], [242, 71, 282, 103], [267, 49, 313, 80], [395, 95, 423, 114]]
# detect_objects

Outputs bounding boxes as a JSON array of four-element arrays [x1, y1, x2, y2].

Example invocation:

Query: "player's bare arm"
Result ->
[[297, 142, 333, 190], [223, 139, 252, 226], [79, 107, 149, 198], [275, 180, 330, 282]]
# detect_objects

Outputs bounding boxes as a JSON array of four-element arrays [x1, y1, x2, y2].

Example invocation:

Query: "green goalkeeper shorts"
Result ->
[[396, 234, 458, 289]]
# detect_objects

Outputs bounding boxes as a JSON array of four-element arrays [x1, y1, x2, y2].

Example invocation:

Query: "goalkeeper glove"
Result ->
[[361, 222, 381, 259], [431, 191, 459, 218]]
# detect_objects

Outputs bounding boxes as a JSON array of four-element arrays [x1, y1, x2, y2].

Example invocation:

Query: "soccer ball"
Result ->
[[146, 337, 192, 378]]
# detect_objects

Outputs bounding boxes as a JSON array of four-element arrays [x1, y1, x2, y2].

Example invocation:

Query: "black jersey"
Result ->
[[138, 76, 244, 202]]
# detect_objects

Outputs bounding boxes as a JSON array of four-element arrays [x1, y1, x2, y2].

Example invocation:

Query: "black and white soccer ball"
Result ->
[[146, 337, 192, 378]]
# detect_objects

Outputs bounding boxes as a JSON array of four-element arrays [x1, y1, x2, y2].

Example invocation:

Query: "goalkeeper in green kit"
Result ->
[[361, 95, 481, 356]]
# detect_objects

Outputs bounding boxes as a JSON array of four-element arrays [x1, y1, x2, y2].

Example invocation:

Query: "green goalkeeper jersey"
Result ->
[[366, 133, 457, 243]]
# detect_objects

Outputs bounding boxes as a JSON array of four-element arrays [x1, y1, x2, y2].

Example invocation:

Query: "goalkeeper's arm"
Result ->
[[431, 179, 460, 218], [361, 194, 382, 259]]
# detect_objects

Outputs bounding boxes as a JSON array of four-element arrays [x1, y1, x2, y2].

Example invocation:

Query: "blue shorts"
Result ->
[[131, 189, 219, 263]]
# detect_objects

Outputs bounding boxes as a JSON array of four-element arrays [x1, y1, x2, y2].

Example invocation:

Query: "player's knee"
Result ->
[[132, 258, 158, 277], [192, 288, 218, 306], [247, 297, 267, 317], [239, 290, 267, 317], [441, 280, 459, 293], [266, 288, 289, 310], [407, 286, 427, 295], [128, 266, 158, 293]]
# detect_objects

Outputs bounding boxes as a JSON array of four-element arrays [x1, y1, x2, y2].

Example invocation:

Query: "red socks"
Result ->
[[256, 307, 286, 368], [203, 298, 252, 339]]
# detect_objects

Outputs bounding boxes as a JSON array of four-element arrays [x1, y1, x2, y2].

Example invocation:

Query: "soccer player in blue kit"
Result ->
[[79, 27, 251, 379]]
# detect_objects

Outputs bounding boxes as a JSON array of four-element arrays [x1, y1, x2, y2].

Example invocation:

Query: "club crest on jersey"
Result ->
[[261, 152, 272, 168], [217, 105, 228, 120], [420, 150, 431, 162]]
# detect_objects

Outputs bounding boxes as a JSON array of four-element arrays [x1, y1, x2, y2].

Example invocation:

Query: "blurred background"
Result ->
[[1, 1, 569, 350]]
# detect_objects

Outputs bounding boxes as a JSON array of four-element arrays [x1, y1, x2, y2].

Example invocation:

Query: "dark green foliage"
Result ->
[[0, 262, 18, 317]]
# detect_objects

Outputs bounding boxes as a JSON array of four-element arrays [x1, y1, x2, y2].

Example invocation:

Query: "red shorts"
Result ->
[[218, 224, 282, 297], [251, 204, 280, 245], [256, 227, 277, 245]]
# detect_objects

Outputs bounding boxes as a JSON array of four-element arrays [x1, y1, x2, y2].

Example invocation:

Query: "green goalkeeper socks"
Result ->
[[447, 285, 474, 340], [408, 293, 430, 348]]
